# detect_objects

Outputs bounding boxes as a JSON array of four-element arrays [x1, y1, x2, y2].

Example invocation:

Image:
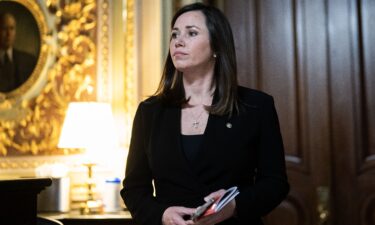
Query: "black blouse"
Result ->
[[181, 134, 204, 163]]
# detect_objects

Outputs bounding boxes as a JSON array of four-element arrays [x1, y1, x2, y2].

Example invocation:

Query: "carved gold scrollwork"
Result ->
[[0, 0, 97, 156]]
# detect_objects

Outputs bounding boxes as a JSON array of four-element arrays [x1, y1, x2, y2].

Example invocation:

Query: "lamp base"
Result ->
[[80, 199, 104, 214], [79, 163, 104, 214]]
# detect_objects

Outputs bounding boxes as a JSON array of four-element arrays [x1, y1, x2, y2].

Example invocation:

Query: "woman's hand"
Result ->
[[194, 189, 237, 225], [162, 189, 237, 225], [162, 206, 196, 225]]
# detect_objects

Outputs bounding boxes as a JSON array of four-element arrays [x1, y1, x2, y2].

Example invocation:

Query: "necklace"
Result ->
[[191, 108, 205, 129], [183, 93, 213, 130]]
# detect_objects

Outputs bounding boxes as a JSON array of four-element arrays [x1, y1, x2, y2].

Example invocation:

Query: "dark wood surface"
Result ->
[[219, 0, 375, 224], [0, 177, 52, 225]]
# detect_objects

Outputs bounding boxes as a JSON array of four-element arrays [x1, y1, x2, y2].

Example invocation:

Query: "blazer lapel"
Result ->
[[191, 114, 229, 175]]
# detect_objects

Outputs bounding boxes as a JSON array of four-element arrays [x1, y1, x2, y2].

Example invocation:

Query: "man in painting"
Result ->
[[0, 12, 37, 93]]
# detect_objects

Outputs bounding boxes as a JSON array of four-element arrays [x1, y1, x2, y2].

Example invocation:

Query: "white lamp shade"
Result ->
[[58, 102, 117, 151]]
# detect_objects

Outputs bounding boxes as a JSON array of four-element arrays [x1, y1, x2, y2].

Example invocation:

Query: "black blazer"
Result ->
[[121, 86, 289, 225], [13, 48, 37, 83], [0, 48, 36, 92]]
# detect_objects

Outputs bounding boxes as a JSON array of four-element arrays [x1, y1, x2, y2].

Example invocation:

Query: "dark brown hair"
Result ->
[[154, 3, 238, 116]]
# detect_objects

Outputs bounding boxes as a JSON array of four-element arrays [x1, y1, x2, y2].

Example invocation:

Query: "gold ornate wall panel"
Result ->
[[0, 0, 97, 156]]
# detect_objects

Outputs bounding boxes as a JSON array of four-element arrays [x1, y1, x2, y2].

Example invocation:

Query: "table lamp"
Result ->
[[58, 102, 117, 214]]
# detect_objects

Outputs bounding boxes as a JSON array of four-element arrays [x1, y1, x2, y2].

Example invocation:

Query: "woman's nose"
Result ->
[[174, 37, 185, 47]]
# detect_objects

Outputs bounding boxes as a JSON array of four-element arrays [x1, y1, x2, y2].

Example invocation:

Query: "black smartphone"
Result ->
[[190, 198, 215, 221]]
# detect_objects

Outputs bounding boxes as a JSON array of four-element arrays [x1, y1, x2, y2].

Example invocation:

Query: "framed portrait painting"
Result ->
[[0, 0, 40, 93]]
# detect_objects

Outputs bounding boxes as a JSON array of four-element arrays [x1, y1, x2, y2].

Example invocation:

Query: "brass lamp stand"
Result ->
[[80, 163, 103, 214]]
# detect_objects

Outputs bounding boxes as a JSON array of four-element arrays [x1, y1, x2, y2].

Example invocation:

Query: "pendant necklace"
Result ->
[[191, 108, 205, 129], [186, 93, 212, 129]]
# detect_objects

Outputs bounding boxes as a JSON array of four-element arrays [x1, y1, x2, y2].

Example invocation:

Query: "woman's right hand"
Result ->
[[162, 206, 196, 225]]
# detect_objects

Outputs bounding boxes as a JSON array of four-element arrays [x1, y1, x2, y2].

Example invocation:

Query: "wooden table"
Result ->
[[39, 211, 135, 225], [0, 177, 52, 225]]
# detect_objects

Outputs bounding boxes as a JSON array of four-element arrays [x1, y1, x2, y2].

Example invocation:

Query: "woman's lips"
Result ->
[[173, 51, 187, 57]]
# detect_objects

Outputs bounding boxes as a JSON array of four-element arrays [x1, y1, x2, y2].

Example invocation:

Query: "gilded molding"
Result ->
[[123, 0, 137, 147], [97, 0, 110, 101]]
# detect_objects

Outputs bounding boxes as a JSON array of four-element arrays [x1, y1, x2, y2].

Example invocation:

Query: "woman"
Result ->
[[121, 3, 289, 225]]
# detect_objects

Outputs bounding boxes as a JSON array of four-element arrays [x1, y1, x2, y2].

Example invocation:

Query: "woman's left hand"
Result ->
[[193, 189, 237, 225], [162, 206, 196, 225]]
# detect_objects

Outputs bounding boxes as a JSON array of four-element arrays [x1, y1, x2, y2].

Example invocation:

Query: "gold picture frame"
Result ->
[[0, 0, 97, 157]]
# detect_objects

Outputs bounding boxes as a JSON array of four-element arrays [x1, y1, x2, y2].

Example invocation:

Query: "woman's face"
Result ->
[[170, 11, 215, 74]]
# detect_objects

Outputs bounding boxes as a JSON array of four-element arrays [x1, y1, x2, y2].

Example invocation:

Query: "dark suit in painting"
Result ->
[[0, 48, 36, 92], [121, 86, 289, 225]]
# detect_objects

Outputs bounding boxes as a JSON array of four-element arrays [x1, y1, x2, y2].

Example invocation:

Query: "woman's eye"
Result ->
[[189, 31, 198, 36], [171, 32, 178, 39]]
